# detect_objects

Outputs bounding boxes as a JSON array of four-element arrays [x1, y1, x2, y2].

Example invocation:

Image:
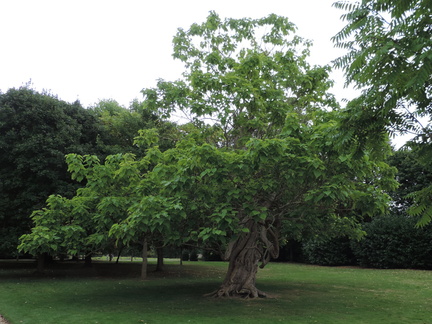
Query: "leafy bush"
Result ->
[[352, 215, 432, 269], [302, 237, 355, 266]]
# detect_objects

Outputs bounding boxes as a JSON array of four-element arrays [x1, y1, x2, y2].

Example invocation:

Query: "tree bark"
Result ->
[[84, 254, 92, 267], [141, 238, 148, 280], [206, 220, 279, 298], [156, 247, 164, 272], [37, 254, 45, 273]]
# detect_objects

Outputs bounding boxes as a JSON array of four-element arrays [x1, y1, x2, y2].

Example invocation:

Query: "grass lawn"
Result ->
[[0, 260, 431, 324]]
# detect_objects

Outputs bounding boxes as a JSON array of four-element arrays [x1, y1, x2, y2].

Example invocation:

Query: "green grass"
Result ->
[[0, 260, 431, 323]]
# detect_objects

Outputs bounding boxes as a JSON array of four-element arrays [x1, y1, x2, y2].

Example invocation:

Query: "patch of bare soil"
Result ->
[[0, 314, 10, 324]]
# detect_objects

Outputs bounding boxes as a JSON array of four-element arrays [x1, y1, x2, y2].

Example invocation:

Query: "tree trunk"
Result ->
[[206, 220, 279, 298], [156, 247, 164, 272], [141, 238, 148, 280], [115, 246, 124, 264], [37, 254, 45, 273], [84, 254, 92, 267]]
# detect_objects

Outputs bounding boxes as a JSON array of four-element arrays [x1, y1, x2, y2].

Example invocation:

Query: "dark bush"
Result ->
[[351, 215, 432, 269], [274, 240, 304, 262], [181, 252, 190, 261], [302, 237, 356, 266], [202, 250, 223, 261], [189, 250, 199, 261]]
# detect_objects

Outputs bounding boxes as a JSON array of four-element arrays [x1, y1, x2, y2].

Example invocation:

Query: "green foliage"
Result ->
[[333, 0, 432, 224], [19, 13, 397, 283], [351, 214, 432, 269], [144, 11, 338, 147], [19, 153, 143, 258], [0, 86, 101, 257], [387, 149, 432, 213], [302, 237, 355, 266], [333, 0, 432, 126], [90, 99, 177, 156]]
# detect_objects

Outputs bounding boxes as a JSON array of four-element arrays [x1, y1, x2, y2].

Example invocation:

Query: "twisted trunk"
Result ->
[[206, 219, 279, 298]]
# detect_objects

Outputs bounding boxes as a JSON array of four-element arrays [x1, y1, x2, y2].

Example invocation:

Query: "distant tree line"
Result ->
[[0, 86, 175, 258]]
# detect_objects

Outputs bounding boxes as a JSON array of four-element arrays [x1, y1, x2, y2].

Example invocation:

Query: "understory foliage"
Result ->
[[302, 237, 355, 266], [19, 12, 397, 298], [301, 215, 432, 269], [352, 215, 432, 269], [333, 0, 432, 225]]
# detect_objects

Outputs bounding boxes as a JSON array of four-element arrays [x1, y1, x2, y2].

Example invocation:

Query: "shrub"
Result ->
[[202, 250, 223, 261], [302, 237, 355, 266], [181, 252, 190, 261], [351, 215, 432, 269], [189, 250, 199, 261]]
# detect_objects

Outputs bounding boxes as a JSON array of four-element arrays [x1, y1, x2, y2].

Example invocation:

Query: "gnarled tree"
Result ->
[[136, 12, 396, 297], [19, 12, 397, 297]]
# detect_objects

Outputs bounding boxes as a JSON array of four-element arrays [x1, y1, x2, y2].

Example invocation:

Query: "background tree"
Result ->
[[387, 148, 432, 213], [90, 99, 177, 157], [0, 86, 100, 258], [332, 0, 432, 224], [0, 86, 177, 259]]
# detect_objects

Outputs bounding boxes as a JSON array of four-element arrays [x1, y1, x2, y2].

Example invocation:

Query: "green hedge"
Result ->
[[351, 215, 432, 269], [302, 237, 355, 266]]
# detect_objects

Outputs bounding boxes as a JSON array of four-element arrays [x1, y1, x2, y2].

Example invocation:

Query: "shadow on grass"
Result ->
[[3, 261, 427, 323], [0, 260, 227, 280]]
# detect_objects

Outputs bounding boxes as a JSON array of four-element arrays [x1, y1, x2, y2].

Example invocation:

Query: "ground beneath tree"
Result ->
[[0, 315, 9, 324]]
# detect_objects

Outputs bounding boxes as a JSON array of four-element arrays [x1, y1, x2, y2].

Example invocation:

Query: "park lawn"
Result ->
[[0, 261, 431, 324]]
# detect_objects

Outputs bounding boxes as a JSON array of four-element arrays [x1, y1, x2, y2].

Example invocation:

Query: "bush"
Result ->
[[352, 215, 432, 269], [189, 250, 199, 261], [181, 252, 189, 261], [302, 237, 355, 266], [202, 250, 223, 261]]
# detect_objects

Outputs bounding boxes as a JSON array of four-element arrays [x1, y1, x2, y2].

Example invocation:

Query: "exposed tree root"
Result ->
[[204, 285, 268, 298]]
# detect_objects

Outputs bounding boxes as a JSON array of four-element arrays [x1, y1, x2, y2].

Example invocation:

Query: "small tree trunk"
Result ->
[[84, 254, 92, 267], [116, 246, 124, 264], [156, 247, 164, 272], [141, 238, 148, 280], [37, 254, 45, 273]]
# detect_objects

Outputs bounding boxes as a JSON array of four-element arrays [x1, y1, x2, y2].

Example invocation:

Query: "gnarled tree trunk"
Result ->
[[206, 219, 279, 298]]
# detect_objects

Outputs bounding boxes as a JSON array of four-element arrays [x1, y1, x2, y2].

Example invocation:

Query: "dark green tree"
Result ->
[[0, 86, 101, 257], [387, 148, 432, 213]]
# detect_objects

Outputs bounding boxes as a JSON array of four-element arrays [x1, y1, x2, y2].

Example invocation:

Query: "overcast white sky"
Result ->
[[0, 0, 359, 109]]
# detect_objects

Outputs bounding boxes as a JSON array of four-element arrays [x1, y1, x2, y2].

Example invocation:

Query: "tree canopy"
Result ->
[[19, 12, 397, 298]]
